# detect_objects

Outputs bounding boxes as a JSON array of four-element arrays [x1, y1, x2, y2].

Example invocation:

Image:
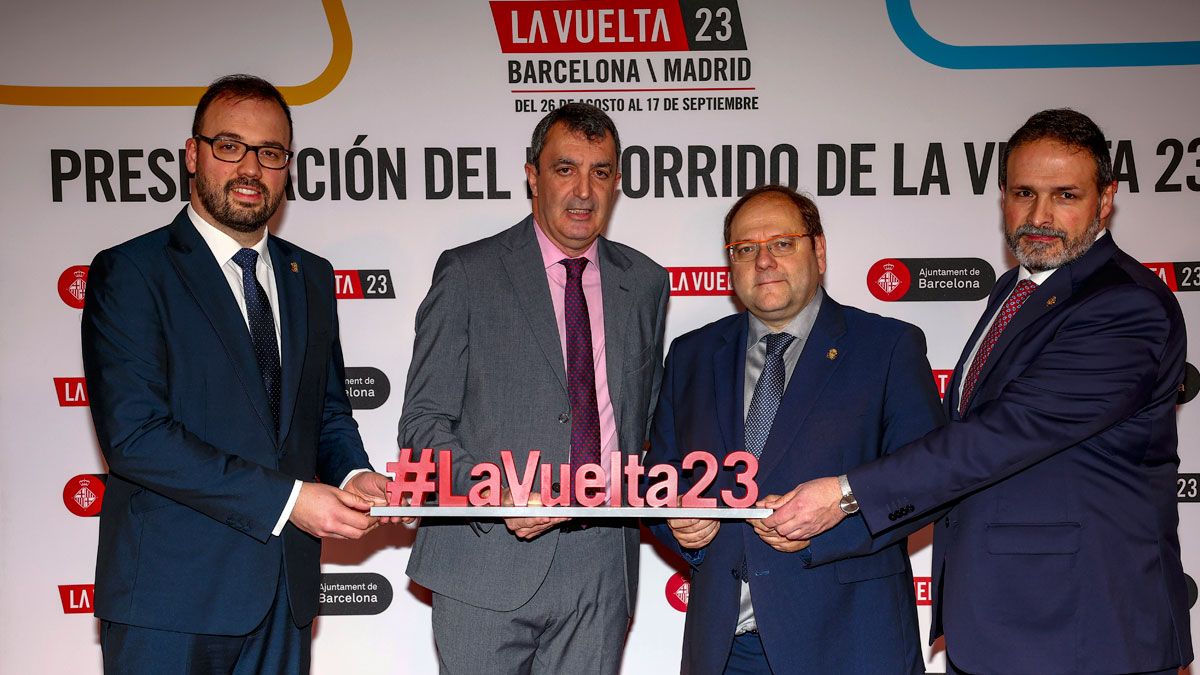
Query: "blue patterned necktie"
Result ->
[[744, 332, 795, 458], [560, 257, 601, 472], [232, 248, 281, 434]]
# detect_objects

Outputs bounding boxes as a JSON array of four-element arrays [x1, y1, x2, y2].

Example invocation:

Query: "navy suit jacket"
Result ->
[[645, 295, 944, 674], [82, 208, 371, 635], [848, 233, 1192, 673]]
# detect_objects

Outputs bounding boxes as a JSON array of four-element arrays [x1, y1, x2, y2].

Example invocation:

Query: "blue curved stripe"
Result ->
[[887, 0, 1200, 69]]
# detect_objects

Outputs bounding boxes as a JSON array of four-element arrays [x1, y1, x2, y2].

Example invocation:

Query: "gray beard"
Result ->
[[1006, 216, 1103, 272]]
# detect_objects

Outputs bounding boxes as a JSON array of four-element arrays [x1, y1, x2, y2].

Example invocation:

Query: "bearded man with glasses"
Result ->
[[643, 184, 943, 674], [82, 74, 396, 674]]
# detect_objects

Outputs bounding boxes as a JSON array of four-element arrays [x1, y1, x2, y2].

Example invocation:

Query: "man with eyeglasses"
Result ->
[[755, 110, 1192, 674], [82, 74, 395, 673], [643, 184, 943, 673]]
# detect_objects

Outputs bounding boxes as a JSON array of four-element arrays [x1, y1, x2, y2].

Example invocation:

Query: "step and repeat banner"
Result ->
[[2, 1, 1198, 672]]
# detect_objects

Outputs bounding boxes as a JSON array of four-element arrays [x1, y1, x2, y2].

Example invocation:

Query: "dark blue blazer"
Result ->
[[645, 295, 944, 674], [82, 208, 371, 635], [848, 233, 1193, 674]]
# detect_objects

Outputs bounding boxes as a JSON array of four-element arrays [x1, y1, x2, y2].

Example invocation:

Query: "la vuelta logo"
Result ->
[[668, 266, 733, 296], [490, 1, 748, 53], [334, 270, 396, 299], [54, 377, 88, 406], [58, 584, 95, 614]]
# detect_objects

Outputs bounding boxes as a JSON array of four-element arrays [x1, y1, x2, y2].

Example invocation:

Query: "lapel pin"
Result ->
[[290, 262, 299, 273], [826, 348, 838, 361], [1045, 296, 1056, 307]]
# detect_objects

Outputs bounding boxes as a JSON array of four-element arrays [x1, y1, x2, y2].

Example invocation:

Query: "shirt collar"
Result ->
[[532, 216, 600, 271], [1017, 228, 1107, 285], [187, 204, 271, 269], [747, 286, 824, 351]]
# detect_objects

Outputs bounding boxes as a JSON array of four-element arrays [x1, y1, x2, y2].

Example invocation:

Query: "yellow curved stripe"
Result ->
[[0, 0, 351, 106]]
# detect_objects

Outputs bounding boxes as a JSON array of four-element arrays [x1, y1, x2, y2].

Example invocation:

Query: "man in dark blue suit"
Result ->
[[764, 109, 1193, 674], [82, 75, 396, 673], [645, 185, 944, 673]]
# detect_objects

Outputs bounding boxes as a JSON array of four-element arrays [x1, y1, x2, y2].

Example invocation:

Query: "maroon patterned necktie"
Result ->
[[958, 278, 1038, 415], [561, 258, 601, 470]]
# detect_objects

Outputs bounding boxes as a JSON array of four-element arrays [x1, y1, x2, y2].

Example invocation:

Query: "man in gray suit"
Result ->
[[400, 103, 670, 674]]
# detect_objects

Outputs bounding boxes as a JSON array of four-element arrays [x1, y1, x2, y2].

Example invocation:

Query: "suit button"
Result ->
[[558, 413, 570, 424], [888, 513, 898, 521]]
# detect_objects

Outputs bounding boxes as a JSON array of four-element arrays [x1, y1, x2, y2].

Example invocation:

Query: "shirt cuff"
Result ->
[[340, 468, 370, 490], [272, 480, 304, 537]]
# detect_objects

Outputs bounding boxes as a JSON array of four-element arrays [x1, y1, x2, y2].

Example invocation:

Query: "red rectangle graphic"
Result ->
[[913, 576, 933, 606], [54, 377, 89, 406], [334, 271, 364, 299], [931, 370, 953, 400], [668, 266, 733, 296], [491, 1, 689, 53], [58, 584, 95, 614], [1142, 262, 1178, 292]]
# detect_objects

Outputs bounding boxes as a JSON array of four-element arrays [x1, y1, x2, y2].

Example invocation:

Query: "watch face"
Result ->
[[839, 496, 860, 515]]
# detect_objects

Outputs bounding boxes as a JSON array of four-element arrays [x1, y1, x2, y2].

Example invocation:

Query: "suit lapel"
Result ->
[[270, 238, 305, 447], [756, 296, 847, 482], [962, 233, 1118, 412], [598, 238, 632, 428], [500, 217, 567, 393], [971, 271, 1063, 391], [712, 314, 748, 460], [164, 210, 277, 441]]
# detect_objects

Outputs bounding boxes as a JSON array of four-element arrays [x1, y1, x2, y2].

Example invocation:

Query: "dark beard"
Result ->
[[195, 173, 281, 233]]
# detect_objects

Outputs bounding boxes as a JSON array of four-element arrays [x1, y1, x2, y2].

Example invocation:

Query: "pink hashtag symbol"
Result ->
[[386, 448, 437, 506]]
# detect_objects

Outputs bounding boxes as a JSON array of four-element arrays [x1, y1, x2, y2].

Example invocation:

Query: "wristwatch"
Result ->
[[837, 474, 859, 515]]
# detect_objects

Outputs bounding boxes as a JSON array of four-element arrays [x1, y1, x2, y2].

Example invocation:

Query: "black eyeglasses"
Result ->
[[194, 135, 292, 169]]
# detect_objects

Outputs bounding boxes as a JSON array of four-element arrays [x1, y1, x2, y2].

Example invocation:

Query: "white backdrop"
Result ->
[[2, 1, 1198, 672]]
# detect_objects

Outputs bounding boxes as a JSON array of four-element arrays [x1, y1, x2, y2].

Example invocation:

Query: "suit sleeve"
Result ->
[[398, 250, 481, 496], [805, 324, 948, 564], [315, 272, 372, 486], [643, 270, 671, 444], [849, 284, 1174, 535], [82, 248, 296, 543], [643, 340, 708, 566]]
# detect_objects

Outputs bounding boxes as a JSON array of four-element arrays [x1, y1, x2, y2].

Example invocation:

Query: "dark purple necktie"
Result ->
[[561, 257, 601, 471], [232, 248, 281, 433]]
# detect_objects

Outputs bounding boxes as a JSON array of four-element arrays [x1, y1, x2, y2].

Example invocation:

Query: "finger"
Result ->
[[337, 490, 375, 511]]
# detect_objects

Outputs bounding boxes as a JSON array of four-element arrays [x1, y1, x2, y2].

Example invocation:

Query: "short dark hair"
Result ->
[[999, 108, 1112, 192], [192, 74, 293, 145], [528, 103, 620, 170], [723, 184, 824, 244]]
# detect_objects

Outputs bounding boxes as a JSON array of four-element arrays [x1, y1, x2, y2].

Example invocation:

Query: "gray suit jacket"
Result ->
[[401, 215, 669, 613]]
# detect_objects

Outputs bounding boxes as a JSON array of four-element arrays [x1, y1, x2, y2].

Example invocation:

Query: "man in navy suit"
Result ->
[[764, 109, 1193, 674], [644, 184, 944, 673], [82, 74, 396, 673]]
